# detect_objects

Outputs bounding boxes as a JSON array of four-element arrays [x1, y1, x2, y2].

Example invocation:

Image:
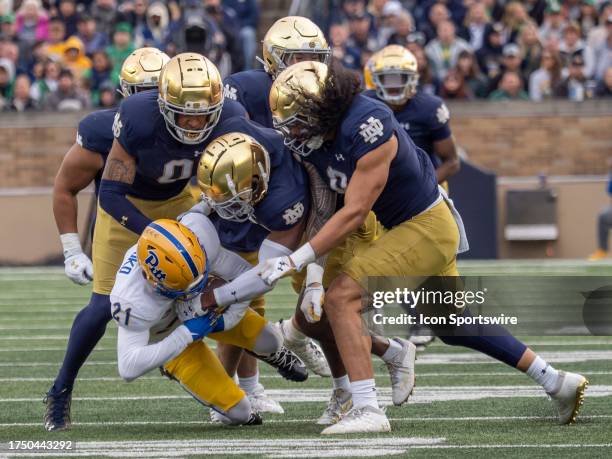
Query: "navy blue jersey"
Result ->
[[223, 69, 273, 128], [210, 117, 310, 252], [364, 90, 451, 168], [305, 94, 438, 229], [76, 109, 115, 194], [115, 90, 247, 200]]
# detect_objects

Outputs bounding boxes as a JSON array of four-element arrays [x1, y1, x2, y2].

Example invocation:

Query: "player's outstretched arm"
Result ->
[[53, 143, 103, 285], [99, 140, 151, 235]]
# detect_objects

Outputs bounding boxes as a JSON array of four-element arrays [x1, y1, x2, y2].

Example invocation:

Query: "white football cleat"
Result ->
[[321, 405, 391, 435], [547, 371, 588, 425], [385, 338, 417, 406], [278, 319, 331, 377], [317, 388, 352, 425], [408, 334, 436, 350], [247, 384, 284, 414]]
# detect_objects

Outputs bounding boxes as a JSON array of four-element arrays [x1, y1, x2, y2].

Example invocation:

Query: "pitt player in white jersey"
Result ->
[[111, 214, 283, 425]]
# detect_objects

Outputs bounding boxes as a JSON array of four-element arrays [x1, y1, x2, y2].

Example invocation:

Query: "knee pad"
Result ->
[[222, 396, 252, 425], [252, 323, 282, 355]]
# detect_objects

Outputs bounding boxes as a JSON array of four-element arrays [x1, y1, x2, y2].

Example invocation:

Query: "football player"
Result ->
[[219, 15, 332, 390], [112, 217, 282, 425], [263, 61, 588, 433], [46, 47, 171, 432], [364, 45, 460, 187], [196, 129, 416, 425]]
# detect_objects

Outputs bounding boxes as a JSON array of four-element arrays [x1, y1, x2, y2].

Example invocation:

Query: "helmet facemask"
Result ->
[[373, 70, 419, 105], [119, 80, 158, 98], [262, 46, 332, 78], [273, 113, 322, 157], [159, 97, 224, 145], [153, 271, 207, 301]]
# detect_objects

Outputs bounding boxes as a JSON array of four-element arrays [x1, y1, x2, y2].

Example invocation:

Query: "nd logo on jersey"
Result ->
[[144, 248, 167, 282], [359, 116, 384, 144], [282, 202, 305, 225]]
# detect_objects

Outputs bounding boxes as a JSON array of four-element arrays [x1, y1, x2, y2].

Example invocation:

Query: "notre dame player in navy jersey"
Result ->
[[45, 48, 171, 432], [223, 16, 331, 128], [264, 61, 588, 434], [364, 45, 459, 185]]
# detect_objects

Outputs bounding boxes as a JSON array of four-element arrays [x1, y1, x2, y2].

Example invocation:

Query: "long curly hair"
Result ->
[[296, 60, 362, 138]]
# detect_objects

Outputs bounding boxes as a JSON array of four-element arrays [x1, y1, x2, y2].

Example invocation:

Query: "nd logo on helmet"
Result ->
[[145, 248, 167, 282]]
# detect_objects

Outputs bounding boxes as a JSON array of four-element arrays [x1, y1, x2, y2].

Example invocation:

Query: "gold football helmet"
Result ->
[[269, 61, 328, 157], [119, 47, 170, 98], [370, 45, 419, 105], [197, 132, 270, 222], [158, 53, 224, 145], [260, 16, 331, 78], [137, 219, 208, 300], [363, 50, 380, 90]]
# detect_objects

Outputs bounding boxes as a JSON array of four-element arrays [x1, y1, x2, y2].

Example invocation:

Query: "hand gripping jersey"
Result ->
[[76, 108, 116, 194], [210, 117, 311, 252], [363, 89, 452, 169], [114, 90, 247, 200], [304, 94, 439, 229], [223, 69, 274, 128], [110, 212, 257, 377]]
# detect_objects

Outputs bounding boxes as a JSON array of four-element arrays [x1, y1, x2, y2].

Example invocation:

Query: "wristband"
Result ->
[[305, 263, 324, 287], [290, 243, 316, 272], [60, 233, 83, 259]]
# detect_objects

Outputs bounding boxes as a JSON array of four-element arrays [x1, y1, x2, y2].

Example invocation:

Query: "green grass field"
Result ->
[[0, 261, 611, 458]]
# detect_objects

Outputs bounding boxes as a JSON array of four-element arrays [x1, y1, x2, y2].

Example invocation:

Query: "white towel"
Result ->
[[438, 185, 470, 254]]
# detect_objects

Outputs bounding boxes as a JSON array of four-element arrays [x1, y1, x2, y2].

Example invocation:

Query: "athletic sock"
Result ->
[[350, 378, 379, 409], [526, 356, 560, 393], [380, 338, 402, 363], [281, 317, 307, 343], [332, 375, 350, 392], [239, 371, 260, 394]]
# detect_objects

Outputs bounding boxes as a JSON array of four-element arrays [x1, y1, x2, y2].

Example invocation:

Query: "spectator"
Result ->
[[7, 73, 36, 110], [91, 0, 117, 38], [455, 49, 488, 98], [539, 1, 567, 43], [518, 21, 543, 77], [386, 11, 414, 47], [1, 13, 17, 41], [0, 57, 14, 109], [554, 53, 587, 100], [529, 48, 564, 100], [62, 35, 92, 80], [83, 49, 112, 103], [501, 1, 532, 43], [487, 43, 527, 95], [118, 0, 150, 39], [425, 19, 472, 81], [30, 59, 60, 104], [489, 70, 529, 100], [329, 20, 361, 69], [420, 2, 450, 43], [462, 1, 491, 51], [57, 0, 79, 38], [586, 2, 612, 49], [524, 0, 547, 26], [476, 22, 504, 79], [223, 0, 259, 69], [15, 0, 49, 46], [105, 22, 135, 84], [204, 0, 243, 72], [376, 1, 407, 45], [407, 40, 438, 94], [144, 2, 168, 50], [346, 11, 379, 66], [578, 0, 599, 38], [76, 13, 108, 55], [45, 68, 90, 110], [97, 80, 117, 107], [584, 14, 612, 82], [595, 65, 612, 97], [42, 17, 66, 61], [560, 22, 585, 65], [439, 67, 473, 99]]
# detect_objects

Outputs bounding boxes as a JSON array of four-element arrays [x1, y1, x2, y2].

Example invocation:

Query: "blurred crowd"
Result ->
[[0, 0, 258, 111], [1, 0, 611, 112], [322, 0, 612, 101]]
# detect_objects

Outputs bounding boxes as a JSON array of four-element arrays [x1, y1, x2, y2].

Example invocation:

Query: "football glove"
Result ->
[[259, 243, 316, 286], [61, 233, 93, 285], [300, 263, 324, 323], [183, 313, 224, 342]]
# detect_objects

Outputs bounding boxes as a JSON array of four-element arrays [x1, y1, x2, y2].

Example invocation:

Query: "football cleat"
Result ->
[[587, 249, 608, 261], [317, 388, 352, 425], [321, 405, 391, 435], [247, 384, 284, 414], [547, 371, 588, 425], [209, 408, 263, 426], [385, 338, 417, 406], [43, 387, 72, 432], [408, 334, 436, 350], [278, 319, 331, 377], [247, 346, 308, 382]]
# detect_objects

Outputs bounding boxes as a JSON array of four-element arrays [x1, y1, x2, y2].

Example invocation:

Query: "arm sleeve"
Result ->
[[98, 179, 152, 235], [213, 238, 292, 307], [116, 324, 192, 382]]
